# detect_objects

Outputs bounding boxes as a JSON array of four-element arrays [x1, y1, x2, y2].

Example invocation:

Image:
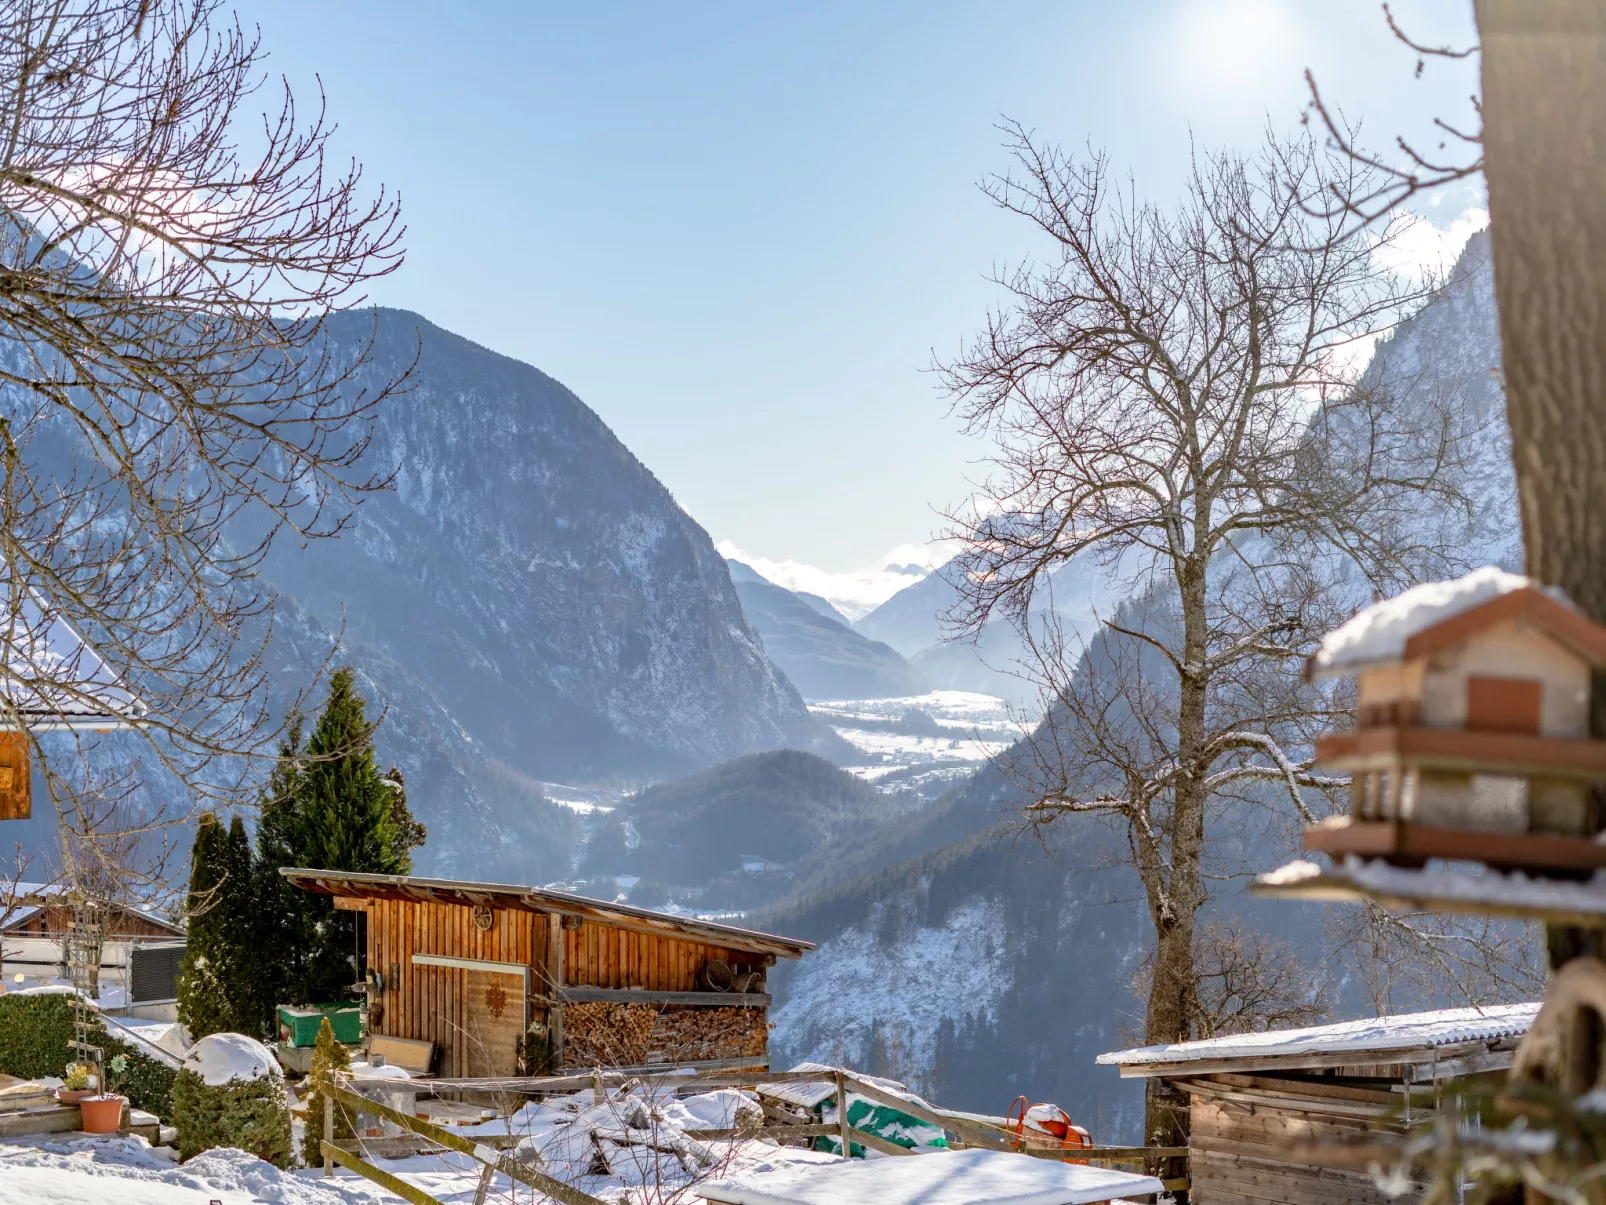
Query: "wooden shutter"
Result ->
[[1466, 676, 1544, 734]]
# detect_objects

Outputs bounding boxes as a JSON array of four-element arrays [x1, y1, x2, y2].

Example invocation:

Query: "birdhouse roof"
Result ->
[[1308, 567, 1606, 681]]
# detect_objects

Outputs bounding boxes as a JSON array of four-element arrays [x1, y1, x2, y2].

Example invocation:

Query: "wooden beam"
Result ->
[[559, 987, 770, 1007], [839, 1070, 1011, 1152], [327, 1081, 606, 1205], [683, 1123, 836, 1142], [411, 953, 528, 976], [322, 1142, 441, 1205], [848, 1124, 914, 1157]]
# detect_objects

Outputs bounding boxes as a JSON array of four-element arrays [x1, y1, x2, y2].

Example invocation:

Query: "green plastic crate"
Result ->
[[276, 1003, 362, 1048]]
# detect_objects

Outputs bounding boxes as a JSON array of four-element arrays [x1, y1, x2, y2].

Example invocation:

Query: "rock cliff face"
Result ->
[[255, 309, 840, 872]]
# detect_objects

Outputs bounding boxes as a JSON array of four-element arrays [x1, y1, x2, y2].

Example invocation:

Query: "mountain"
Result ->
[[761, 232, 1518, 1136], [853, 568, 961, 658], [724, 563, 926, 700], [577, 749, 911, 911], [725, 560, 853, 626], [247, 309, 847, 875]]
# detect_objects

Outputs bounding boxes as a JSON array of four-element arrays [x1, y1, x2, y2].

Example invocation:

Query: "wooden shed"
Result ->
[[1097, 1002, 1539, 1205], [281, 868, 813, 1079]]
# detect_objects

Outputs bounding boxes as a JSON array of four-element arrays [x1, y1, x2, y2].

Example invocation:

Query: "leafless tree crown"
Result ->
[[0, 0, 407, 906]]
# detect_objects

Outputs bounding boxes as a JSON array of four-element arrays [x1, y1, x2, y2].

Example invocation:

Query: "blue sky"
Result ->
[[238, 0, 1484, 611]]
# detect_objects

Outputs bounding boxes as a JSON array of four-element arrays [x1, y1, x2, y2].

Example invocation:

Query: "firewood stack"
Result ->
[[563, 1002, 770, 1067]]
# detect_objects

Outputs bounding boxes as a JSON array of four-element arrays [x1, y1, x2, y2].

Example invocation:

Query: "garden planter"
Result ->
[[55, 1087, 95, 1105], [79, 1094, 126, 1134]]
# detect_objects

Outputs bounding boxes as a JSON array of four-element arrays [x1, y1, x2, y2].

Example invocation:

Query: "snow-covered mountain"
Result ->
[[762, 231, 1518, 1134], [249, 310, 845, 875], [725, 560, 926, 700]]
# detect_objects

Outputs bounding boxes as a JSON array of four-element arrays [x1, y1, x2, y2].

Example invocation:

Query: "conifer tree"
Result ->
[[178, 813, 260, 1038], [299, 1016, 354, 1169], [253, 670, 425, 1004]]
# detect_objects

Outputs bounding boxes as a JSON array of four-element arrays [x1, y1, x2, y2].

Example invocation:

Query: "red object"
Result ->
[[79, 1094, 125, 1134], [55, 1087, 95, 1105], [1006, 1096, 1091, 1159]]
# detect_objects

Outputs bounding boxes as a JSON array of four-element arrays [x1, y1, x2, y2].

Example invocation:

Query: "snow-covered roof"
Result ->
[[1098, 1002, 1537, 1072], [696, 1147, 1163, 1205], [1308, 566, 1603, 680], [0, 588, 145, 728]]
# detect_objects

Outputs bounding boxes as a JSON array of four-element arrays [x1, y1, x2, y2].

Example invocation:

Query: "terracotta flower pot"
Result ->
[[79, 1094, 126, 1134], [55, 1087, 95, 1105]]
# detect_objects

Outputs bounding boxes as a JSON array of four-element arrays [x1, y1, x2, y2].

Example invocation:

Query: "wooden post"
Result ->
[[323, 1094, 334, 1178], [835, 1070, 853, 1157], [592, 1068, 604, 1105], [548, 914, 565, 1070], [471, 1163, 495, 1205]]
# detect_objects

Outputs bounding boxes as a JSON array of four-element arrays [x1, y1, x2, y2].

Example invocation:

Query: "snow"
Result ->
[[696, 1146, 1163, 1205], [1256, 854, 1606, 925], [182, 1033, 280, 1087], [1309, 566, 1562, 679], [0, 1137, 378, 1205], [104, 1017, 186, 1067], [1099, 1000, 1537, 1066], [808, 691, 1020, 786], [769, 899, 1009, 1083], [348, 1061, 411, 1082]]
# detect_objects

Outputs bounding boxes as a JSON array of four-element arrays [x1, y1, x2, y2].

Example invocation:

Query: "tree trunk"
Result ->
[[1479, 0, 1606, 999], [1479, 0, 1606, 622], [1143, 560, 1210, 1149]]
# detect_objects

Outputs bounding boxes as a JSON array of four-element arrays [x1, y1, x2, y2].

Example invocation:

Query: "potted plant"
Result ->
[[79, 1054, 128, 1135], [55, 1062, 96, 1105]]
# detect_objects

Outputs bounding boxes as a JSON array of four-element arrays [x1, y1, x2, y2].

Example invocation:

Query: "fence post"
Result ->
[[592, 1068, 603, 1105], [834, 1069, 850, 1159], [323, 1093, 334, 1178]]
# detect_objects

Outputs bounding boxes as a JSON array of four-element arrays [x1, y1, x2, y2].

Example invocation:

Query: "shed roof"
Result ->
[[1307, 566, 1606, 681], [0, 588, 146, 728], [280, 868, 814, 960], [1098, 1002, 1537, 1078]]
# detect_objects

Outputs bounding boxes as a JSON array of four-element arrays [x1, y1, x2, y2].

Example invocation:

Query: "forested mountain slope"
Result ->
[[762, 232, 1519, 1135]]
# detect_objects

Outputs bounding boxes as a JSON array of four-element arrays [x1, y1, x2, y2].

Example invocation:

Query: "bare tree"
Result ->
[[0, 0, 406, 901], [941, 125, 1467, 1145], [1129, 917, 1330, 1044]]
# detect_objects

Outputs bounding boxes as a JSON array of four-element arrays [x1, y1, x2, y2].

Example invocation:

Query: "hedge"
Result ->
[[0, 992, 177, 1120], [170, 1067, 292, 1167]]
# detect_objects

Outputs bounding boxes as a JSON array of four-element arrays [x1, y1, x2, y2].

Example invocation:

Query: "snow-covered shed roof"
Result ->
[[0, 588, 145, 728], [1098, 1002, 1538, 1078], [696, 1147, 1163, 1205], [1307, 566, 1606, 681], [281, 868, 815, 960]]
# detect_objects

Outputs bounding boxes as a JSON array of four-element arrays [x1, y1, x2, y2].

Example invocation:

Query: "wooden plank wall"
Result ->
[[362, 899, 763, 1075], [1189, 1074, 1425, 1205], [363, 898, 546, 1078], [561, 921, 755, 992]]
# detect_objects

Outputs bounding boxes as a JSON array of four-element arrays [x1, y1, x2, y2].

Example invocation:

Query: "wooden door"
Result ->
[[464, 968, 526, 1077]]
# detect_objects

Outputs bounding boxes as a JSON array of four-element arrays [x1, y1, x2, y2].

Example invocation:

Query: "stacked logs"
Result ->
[[562, 1003, 770, 1067]]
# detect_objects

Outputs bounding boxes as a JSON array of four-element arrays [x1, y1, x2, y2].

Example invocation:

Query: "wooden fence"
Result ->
[[317, 1066, 1188, 1203]]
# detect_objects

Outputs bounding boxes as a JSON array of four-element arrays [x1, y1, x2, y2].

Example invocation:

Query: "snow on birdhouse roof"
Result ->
[[1308, 566, 1606, 680], [1097, 1002, 1538, 1073], [696, 1147, 1163, 1205]]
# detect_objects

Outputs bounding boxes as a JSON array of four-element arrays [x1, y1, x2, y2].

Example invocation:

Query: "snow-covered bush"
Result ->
[[171, 1033, 291, 1167]]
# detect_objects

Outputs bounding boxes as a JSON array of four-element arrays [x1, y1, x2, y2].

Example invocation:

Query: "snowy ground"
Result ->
[[808, 691, 1020, 793], [0, 1086, 845, 1205]]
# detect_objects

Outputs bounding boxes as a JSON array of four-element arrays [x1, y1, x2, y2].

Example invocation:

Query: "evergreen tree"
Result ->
[[177, 814, 260, 1038], [299, 1016, 354, 1169], [254, 715, 312, 1012], [252, 670, 425, 1005]]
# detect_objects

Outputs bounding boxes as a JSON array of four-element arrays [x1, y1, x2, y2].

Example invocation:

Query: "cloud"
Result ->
[[1372, 205, 1490, 287], [715, 540, 950, 620]]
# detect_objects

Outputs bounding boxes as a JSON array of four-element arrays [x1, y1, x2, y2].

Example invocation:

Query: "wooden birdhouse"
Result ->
[[1302, 566, 1606, 873]]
